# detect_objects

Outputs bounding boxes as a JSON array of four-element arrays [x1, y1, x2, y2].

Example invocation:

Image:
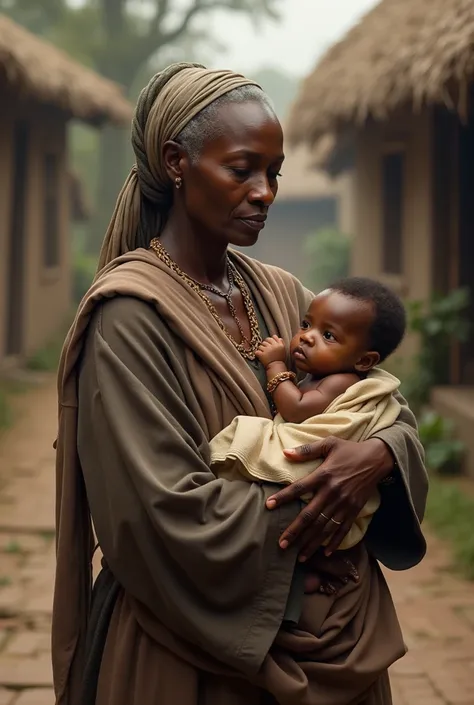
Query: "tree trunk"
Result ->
[[84, 0, 135, 255]]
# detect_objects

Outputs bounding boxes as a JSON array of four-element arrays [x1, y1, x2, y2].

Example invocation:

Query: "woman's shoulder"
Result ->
[[99, 294, 157, 318], [86, 295, 172, 354]]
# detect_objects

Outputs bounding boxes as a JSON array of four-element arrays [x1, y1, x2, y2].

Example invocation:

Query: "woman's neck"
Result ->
[[159, 210, 229, 287]]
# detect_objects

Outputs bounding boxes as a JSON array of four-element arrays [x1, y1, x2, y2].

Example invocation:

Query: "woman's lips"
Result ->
[[237, 217, 266, 232]]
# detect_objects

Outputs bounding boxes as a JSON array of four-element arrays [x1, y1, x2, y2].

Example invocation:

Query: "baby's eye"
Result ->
[[300, 320, 310, 330], [323, 330, 336, 341]]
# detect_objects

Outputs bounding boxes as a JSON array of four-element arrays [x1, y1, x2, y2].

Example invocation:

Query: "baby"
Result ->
[[210, 276, 406, 551]]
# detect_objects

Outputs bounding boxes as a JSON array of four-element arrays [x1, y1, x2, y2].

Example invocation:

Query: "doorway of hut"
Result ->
[[4, 120, 29, 359], [432, 103, 474, 386]]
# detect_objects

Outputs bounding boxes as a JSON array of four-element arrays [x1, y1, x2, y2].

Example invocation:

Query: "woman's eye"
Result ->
[[323, 331, 336, 341], [230, 167, 251, 179], [269, 172, 282, 180]]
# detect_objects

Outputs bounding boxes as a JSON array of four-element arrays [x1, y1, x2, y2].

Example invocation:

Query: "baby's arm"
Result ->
[[255, 336, 359, 423], [273, 371, 359, 423]]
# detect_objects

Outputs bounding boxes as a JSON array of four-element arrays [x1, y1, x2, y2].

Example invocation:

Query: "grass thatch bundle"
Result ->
[[288, 0, 474, 146], [0, 13, 132, 126]]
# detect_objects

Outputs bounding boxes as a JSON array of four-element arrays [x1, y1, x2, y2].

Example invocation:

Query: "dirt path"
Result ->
[[0, 378, 473, 704]]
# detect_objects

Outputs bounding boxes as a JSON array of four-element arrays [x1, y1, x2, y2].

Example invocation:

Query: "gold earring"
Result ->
[[175, 176, 182, 190]]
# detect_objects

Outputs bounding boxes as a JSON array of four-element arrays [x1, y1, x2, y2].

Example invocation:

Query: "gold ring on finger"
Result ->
[[320, 512, 331, 521], [330, 517, 342, 525]]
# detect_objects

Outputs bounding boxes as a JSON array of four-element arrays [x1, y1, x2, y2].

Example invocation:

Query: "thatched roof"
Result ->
[[288, 0, 474, 146], [0, 14, 132, 125]]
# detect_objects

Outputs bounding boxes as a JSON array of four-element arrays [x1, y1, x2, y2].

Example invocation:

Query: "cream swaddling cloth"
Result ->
[[210, 367, 401, 550]]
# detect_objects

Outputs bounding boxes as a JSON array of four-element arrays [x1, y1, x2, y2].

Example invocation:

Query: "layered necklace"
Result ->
[[149, 238, 262, 361]]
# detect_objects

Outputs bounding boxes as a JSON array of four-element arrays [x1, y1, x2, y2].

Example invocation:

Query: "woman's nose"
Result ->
[[248, 177, 275, 206]]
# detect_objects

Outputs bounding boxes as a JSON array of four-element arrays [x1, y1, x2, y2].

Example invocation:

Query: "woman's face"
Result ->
[[173, 100, 284, 248]]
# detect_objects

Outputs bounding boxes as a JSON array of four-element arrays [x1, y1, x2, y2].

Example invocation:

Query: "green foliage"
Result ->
[[73, 252, 98, 304], [0, 379, 29, 432], [47, 3, 103, 68], [0, 0, 66, 35], [401, 288, 471, 413], [426, 476, 474, 580], [418, 410, 465, 475], [303, 227, 351, 292], [26, 325, 69, 372], [2, 0, 281, 81], [0, 389, 12, 431], [69, 123, 100, 219]]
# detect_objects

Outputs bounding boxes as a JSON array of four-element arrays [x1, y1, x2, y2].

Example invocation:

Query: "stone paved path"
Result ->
[[0, 378, 473, 704]]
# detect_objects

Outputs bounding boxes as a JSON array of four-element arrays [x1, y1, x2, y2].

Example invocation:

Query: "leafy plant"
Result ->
[[26, 315, 72, 371], [0, 389, 12, 431], [401, 288, 471, 413], [303, 227, 351, 292], [73, 252, 98, 304], [426, 476, 474, 579], [0, 379, 28, 432], [418, 410, 465, 475]]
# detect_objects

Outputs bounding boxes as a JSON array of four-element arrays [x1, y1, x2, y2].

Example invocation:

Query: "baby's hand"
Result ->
[[255, 335, 287, 367]]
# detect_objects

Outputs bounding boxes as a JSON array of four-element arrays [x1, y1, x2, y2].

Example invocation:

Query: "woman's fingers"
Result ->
[[278, 505, 326, 549], [299, 532, 335, 562], [295, 519, 334, 560], [278, 493, 334, 549], [266, 478, 315, 510], [324, 513, 360, 556], [267, 440, 339, 509], [282, 437, 336, 463]]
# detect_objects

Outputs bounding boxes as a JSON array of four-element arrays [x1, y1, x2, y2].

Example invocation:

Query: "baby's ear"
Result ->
[[355, 351, 380, 372]]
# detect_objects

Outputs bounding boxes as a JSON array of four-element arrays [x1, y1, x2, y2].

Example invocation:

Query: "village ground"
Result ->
[[0, 378, 473, 705]]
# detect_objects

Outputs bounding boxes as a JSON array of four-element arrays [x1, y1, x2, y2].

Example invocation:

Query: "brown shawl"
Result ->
[[53, 248, 413, 705]]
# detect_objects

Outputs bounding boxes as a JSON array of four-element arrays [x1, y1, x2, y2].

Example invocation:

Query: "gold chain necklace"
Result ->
[[149, 237, 262, 360]]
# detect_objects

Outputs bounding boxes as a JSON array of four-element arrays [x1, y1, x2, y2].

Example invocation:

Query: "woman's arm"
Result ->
[[262, 396, 428, 570], [78, 296, 300, 675], [366, 390, 428, 570]]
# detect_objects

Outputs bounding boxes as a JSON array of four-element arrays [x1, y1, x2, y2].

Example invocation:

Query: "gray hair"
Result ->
[[177, 84, 275, 163]]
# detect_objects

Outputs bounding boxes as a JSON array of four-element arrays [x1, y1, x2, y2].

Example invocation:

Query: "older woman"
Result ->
[[52, 63, 427, 705]]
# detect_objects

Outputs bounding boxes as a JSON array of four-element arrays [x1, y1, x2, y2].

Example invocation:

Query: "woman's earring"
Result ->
[[175, 176, 182, 190]]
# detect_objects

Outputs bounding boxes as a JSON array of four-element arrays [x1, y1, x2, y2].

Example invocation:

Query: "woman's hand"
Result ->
[[267, 436, 395, 560], [303, 548, 360, 595]]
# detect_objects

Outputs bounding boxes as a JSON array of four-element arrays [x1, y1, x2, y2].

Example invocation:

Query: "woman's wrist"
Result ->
[[363, 438, 396, 484]]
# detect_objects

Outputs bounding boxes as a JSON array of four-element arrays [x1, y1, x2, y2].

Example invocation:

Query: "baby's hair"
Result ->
[[328, 277, 406, 362]]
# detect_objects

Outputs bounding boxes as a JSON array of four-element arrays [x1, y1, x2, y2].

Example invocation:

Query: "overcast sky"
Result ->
[[205, 0, 379, 77]]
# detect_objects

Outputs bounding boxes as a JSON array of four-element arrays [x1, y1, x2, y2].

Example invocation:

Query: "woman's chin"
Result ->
[[229, 232, 261, 248]]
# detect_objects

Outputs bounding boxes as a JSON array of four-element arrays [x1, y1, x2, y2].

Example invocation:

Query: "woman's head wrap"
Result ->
[[96, 63, 260, 271]]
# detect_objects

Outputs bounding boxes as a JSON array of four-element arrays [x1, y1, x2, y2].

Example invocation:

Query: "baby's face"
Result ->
[[290, 291, 376, 377]]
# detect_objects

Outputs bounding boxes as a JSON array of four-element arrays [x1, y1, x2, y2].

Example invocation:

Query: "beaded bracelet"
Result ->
[[267, 371, 296, 394]]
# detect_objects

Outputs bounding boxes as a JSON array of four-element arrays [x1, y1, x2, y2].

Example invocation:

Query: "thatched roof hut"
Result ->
[[0, 13, 132, 125], [288, 0, 474, 147]]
